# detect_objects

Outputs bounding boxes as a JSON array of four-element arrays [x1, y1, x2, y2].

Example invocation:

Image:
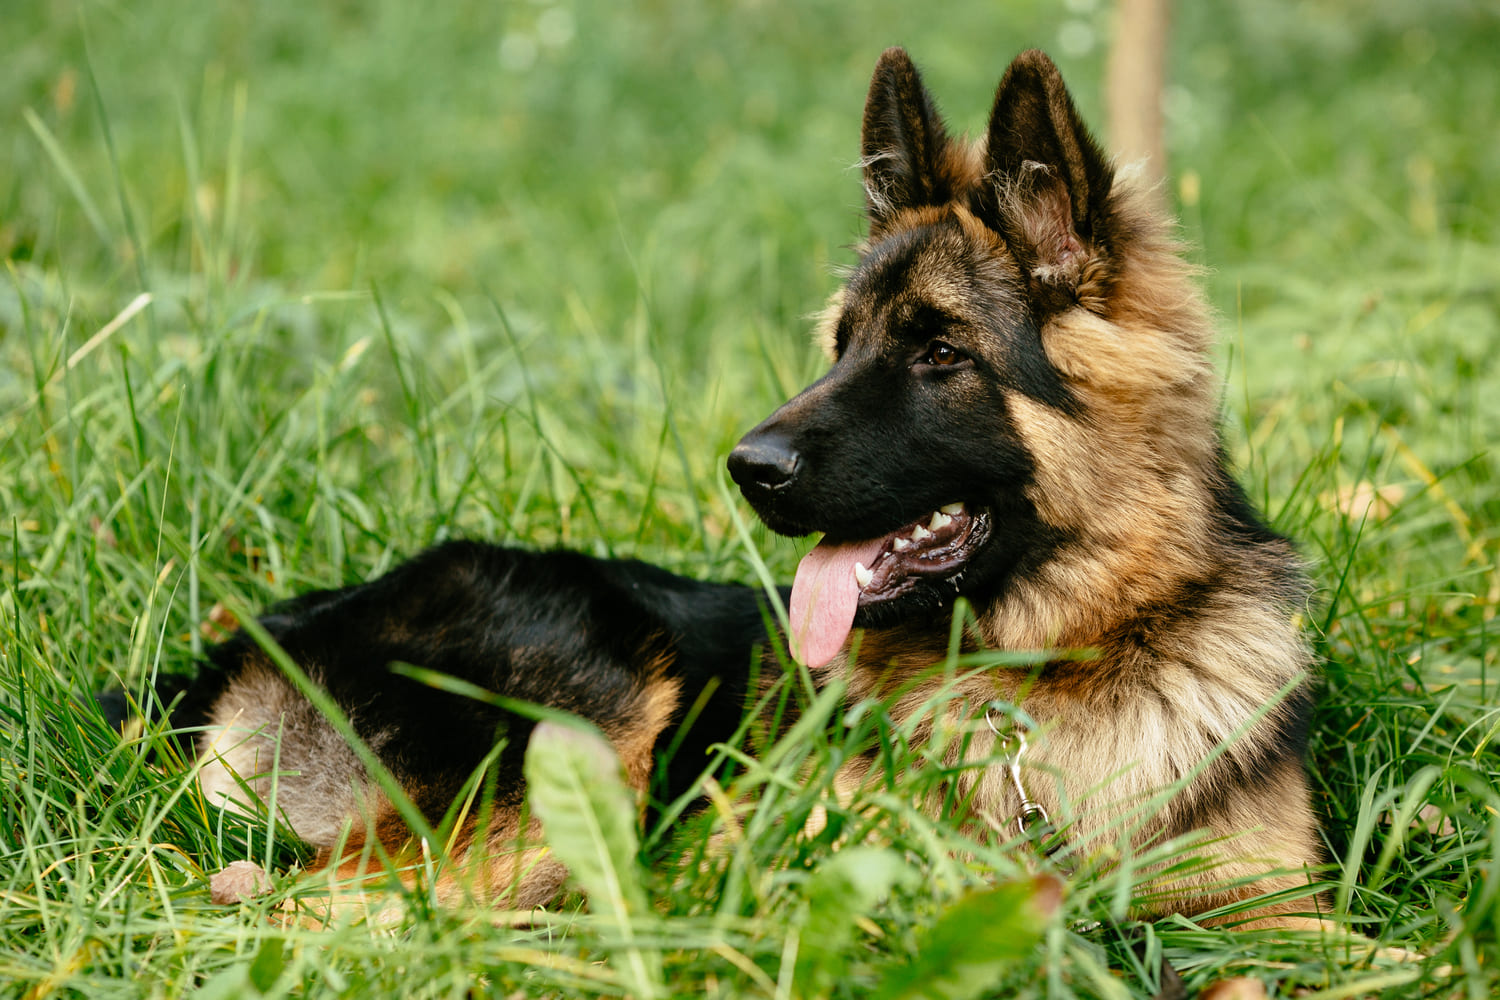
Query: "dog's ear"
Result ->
[[976, 50, 1114, 300], [861, 47, 954, 237]]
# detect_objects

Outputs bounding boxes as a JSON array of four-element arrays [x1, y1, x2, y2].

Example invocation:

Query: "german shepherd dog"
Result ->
[[164, 48, 1321, 925]]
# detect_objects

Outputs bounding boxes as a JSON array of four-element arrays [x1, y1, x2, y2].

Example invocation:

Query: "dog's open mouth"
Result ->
[[789, 502, 991, 668]]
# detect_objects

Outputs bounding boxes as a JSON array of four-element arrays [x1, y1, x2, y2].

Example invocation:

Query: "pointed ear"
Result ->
[[978, 50, 1115, 294], [861, 47, 954, 236]]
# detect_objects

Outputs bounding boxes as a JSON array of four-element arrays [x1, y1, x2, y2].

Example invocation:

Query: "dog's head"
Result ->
[[730, 49, 1219, 666]]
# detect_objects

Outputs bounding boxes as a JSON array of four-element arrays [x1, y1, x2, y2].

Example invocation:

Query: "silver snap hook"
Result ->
[[985, 705, 1053, 843]]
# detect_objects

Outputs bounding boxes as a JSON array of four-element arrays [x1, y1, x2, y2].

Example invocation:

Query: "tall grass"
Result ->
[[3, 0, 1498, 996]]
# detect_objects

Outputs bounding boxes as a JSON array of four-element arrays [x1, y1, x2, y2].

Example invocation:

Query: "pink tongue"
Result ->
[[789, 536, 886, 668]]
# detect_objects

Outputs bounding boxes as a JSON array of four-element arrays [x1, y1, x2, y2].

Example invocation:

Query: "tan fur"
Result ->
[[860, 139, 986, 239], [812, 287, 845, 360], [199, 660, 373, 848], [597, 656, 683, 796], [317, 797, 566, 923]]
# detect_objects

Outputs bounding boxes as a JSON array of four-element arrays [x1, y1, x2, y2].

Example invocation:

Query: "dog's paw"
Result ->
[[210, 860, 272, 904]]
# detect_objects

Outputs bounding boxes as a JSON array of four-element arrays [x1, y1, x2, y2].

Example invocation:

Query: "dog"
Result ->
[[154, 47, 1321, 926]]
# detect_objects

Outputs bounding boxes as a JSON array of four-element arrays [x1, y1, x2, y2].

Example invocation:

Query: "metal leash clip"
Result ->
[[986, 706, 1055, 847]]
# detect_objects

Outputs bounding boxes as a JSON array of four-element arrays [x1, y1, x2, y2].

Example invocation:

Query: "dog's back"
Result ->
[[187, 541, 768, 904]]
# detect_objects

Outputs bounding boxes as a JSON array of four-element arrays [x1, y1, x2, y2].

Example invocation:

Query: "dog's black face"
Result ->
[[729, 216, 1069, 639], [728, 47, 1113, 665]]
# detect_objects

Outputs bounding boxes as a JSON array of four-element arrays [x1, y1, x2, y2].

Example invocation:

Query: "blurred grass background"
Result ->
[[3, 0, 1499, 996]]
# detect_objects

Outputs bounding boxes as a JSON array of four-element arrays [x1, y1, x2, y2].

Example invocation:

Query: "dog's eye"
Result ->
[[921, 341, 964, 367]]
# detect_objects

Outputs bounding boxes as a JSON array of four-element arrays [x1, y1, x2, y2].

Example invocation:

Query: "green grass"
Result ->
[[3, 0, 1499, 996]]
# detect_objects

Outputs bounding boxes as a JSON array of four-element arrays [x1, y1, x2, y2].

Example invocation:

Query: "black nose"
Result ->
[[728, 431, 801, 495]]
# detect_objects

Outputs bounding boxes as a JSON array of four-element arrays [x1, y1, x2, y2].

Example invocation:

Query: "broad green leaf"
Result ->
[[872, 874, 1063, 1000], [247, 936, 286, 993], [795, 847, 916, 998], [524, 719, 662, 998], [194, 967, 253, 1000]]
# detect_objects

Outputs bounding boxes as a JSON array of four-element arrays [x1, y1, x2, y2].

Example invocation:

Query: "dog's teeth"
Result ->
[[929, 511, 953, 531], [854, 562, 874, 589], [940, 502, 965, 515], [911, 524, 933, 542], [892, 536, 913, 552]]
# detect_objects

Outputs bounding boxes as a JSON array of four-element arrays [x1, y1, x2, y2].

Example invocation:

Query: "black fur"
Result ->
[[861, 48, 955, 231]]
